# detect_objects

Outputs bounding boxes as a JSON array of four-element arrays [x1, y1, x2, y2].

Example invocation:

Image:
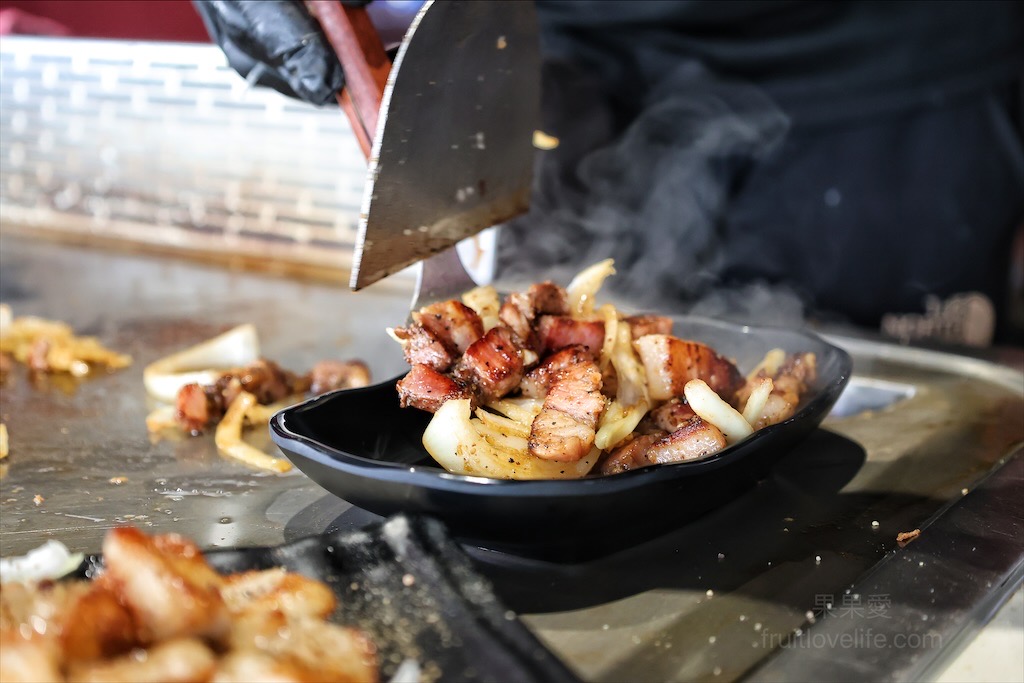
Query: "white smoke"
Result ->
[[497, 61, 810, 328]]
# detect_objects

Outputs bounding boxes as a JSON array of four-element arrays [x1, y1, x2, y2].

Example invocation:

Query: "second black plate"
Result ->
[[78, 514, 578, 683], [271, 317, 852, 558]]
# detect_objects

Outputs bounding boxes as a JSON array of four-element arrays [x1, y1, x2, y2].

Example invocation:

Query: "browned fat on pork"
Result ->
[[175, 359, 307, 433], [519, 345, 594, 399], [634, 334, 744, 403], [598, 432, 664, 475], [412, 300, 485, 355], [392, 324, 455, 371], [309, 359, 371, 395], [452, 326, 526, 404], [528, 356, 605, 462], [646, 396, 697, 432], [394, 300, 484, 372], [396, 364, 473, 413], [498, 281, 570, 348], [537, 316, 605, 358], [623, 314, 674, 339], [645, 416, 727, 464]]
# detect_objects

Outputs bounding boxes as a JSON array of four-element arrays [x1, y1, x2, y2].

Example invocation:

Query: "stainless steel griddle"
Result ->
[[0, 234, 1021, 682]]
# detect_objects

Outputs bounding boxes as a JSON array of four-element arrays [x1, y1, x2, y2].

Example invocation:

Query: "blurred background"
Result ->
[[0, 0, 373, 282]]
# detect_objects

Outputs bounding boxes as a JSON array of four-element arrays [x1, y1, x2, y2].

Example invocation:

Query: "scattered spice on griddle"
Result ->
[[897, 528, 921, 547]]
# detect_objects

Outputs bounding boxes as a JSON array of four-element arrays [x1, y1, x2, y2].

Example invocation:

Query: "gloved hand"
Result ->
[[193, 0, 369, 106]]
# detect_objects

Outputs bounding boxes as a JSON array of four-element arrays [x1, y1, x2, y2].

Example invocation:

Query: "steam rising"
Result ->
[[498, 63, 809, 328]]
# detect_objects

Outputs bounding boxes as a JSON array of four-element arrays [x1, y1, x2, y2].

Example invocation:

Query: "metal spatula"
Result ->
[[306, 0, 541, 303]]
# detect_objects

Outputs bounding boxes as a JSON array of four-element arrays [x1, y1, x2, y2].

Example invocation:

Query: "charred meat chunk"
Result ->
[[396, 364, 474, 414]]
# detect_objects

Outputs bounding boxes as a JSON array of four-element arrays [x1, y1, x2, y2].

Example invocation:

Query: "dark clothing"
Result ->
[[499, 1, 1024, 340], [535, 0, 1024, 127]]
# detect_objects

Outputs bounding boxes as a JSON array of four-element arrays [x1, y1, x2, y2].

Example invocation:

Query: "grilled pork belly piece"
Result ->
[[634, 334, 744, 403], [647, 397, 697, 432], [536, 316, 605, 358], [498, 281, 570, 350], [598, 433, 664, 475], [738, 351, 818, 429], [309, 360, 370, 395], [391, 324, 455, 371], [624, 314, 673, 339], [175, 359, 308, 434], [412, 300, 484, 357], [528, 352, 605, 462], [519, 346, 594, 399], [598, 415, 726, 474], [394, 300, 484, 371], [644, 417, 727, 464], [396, 364, 473, 413], [452, 326, 526, 404], [99, 527, 230, 644]]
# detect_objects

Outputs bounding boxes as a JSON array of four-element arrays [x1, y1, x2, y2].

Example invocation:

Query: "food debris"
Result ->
[[0, 423, 7, 459], [532, 129, 560, 150], [871, 520, 880, 529], [897, 528, 922, 547], [496, 35, 507, 49], [32, 494, 44, 506], [108, 476, 128, 485], [0, 305, 131, 376]]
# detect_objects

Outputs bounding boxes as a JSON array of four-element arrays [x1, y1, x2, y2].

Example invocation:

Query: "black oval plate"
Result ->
[[271, 317, 852, 558], [77, 515, 579, 683]]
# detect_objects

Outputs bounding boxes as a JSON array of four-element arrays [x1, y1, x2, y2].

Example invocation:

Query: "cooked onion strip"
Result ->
[[566, 259, 616, 319], [595, 399, 648, 451], [742, 376, 774, 426], [422, 399, 598, 479], [143, 324, 259, 404], [598, 304, 619, 372], [684, 379, 754, 445], [747, 348, 786, 381], [215, 391, 292, 473], [0, 310, 131, 375], [475, 407, 531, 439], [485, 397, 542, 425], [612, 321, 649, 408], [462, 285, 502, 331]]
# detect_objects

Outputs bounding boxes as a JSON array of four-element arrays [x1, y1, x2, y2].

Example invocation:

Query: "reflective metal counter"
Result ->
[[1, 235, 1022, 682]]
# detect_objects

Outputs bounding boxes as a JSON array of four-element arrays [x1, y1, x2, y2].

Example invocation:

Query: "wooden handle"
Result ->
[[305, 0, 391, 159]]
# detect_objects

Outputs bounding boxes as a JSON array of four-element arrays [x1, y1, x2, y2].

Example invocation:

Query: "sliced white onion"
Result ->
[[742, 376, 774, 426], [143, 324, 260, 403], [684, 379, 754, 445], [0, 540, 84, 584], [422, 399, 598, 480], [566, 259, 616, 318], [0, 303, 11, 336]]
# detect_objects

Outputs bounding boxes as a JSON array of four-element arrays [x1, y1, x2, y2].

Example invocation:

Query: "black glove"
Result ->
[[193, 0, 369, 106]]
